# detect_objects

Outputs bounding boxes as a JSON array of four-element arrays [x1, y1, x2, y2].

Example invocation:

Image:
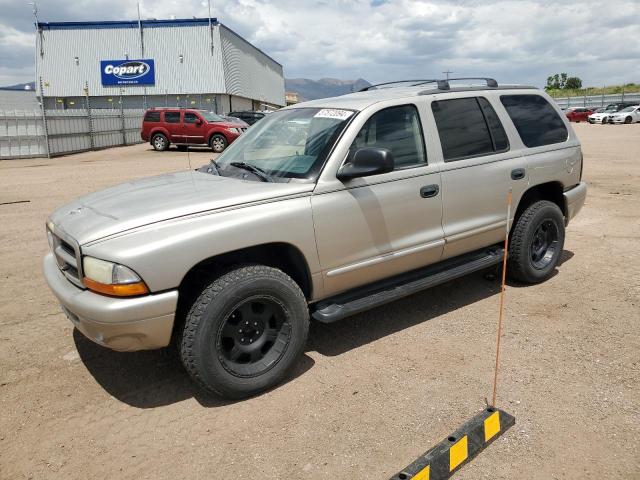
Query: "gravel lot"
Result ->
[[1, 124, 638, 479]]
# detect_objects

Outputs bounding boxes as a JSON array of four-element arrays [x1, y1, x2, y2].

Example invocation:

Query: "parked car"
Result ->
[[45, 78, 586, 399], [609, 105, 640, 124], [228, 110, 267, 125], [565, 107, 594, 122], [140, 108, 248, 153], [588, 102, 638, 124]]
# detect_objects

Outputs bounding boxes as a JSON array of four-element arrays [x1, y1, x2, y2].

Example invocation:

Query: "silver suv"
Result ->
[[44, 78, 587, 398]]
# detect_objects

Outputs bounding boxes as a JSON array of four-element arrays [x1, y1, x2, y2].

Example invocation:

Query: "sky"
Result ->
[[1, 0, 639, 88]]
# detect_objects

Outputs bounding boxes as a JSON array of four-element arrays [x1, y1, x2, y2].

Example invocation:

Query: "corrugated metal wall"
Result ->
[[220, 26, 285, 107], [35, 23, 284, 106]]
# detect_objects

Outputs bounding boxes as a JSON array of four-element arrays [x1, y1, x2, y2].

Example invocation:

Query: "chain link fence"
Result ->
[[0, 107, 145, 160]]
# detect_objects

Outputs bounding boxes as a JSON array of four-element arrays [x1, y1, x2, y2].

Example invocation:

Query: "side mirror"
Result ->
[[195, 119, 203, 126], [336, 147, 394, 181]]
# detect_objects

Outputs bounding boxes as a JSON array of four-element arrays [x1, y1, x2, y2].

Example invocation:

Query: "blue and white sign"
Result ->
[[100, 59, 155, 86]]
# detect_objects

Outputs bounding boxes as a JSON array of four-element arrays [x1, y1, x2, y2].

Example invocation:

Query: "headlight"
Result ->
[[82, 256, 148, 297]]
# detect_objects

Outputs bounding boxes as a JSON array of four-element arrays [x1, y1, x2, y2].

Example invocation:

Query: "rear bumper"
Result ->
[[564, 182, 587, 225], [43, 253, 178, 352]]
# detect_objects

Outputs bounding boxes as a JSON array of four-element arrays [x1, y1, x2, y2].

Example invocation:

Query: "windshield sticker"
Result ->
[[314, 109, 353, 121]]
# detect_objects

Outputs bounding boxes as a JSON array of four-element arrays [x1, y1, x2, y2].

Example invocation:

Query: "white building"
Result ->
[[35, 18, 285, 112]]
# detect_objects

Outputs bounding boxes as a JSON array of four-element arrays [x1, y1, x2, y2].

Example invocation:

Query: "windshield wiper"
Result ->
[[230, 162, 274, 183], [198, 159, 221, 176]]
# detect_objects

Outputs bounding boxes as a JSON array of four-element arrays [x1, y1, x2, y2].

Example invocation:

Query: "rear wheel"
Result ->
[[209, 134, 228, 153], [152, 133, 169, 151], [179, 265, 309, 399], [509, 200, 565, 284]]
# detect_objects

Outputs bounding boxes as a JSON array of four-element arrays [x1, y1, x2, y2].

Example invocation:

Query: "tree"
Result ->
[[565, 77, 582, 89]]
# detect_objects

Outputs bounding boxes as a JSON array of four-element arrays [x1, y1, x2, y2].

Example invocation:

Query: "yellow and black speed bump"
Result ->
[[389, 407, 515, 480]]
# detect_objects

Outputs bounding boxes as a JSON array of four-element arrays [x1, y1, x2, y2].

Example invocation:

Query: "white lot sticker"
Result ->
[[314, 109, 353, 120]]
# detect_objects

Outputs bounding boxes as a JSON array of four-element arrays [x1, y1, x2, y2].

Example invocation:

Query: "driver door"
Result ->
[[311, 104, 444, 297], [183, 111, 206, 144]]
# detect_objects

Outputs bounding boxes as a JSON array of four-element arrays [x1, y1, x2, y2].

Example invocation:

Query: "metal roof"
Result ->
[[37, 18, 219, 30]]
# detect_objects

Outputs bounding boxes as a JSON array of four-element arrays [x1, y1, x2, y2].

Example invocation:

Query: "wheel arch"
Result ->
[[208, 130, 228, 145], [150, 128, 170, 143], [173, 242, 313, 341], [514, 181, 566, 225]]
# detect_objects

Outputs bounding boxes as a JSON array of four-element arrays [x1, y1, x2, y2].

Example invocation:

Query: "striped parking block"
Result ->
[[389, 407, 515, 480]]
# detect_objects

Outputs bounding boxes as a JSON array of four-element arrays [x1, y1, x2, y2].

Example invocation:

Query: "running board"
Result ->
[[311, 247, 504, 323]]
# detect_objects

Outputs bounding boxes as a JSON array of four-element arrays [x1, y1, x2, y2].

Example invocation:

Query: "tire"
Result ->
[[151, 133, 169, 151], [179, 265, 309, 399], [508, 200, 565, 284], [624, 116, 632, 124], [209, 134, 227, 153]]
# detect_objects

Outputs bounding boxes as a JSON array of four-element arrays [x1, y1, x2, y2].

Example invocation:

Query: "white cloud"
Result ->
[[0, 0, 638, 87]]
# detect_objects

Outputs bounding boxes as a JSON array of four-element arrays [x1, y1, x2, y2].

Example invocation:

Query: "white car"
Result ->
[[609, 105, 640, 124], [588, 108, 617, 124]]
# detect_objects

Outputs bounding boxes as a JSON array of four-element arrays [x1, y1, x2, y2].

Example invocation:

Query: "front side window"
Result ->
[[164, 111, 180, 123], [500, 95, 568, 148], [184, 112, 200, 124], [432, 97, 508, 161], [348, 105, 426, 169], [214, 107, 353, 181]]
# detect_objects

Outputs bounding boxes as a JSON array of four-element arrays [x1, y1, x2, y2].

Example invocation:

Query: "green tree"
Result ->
[[565, 77, 582, 89]]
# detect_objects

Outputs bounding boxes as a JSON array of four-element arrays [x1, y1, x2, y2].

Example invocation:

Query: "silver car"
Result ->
[[44, 78, 587, 398]]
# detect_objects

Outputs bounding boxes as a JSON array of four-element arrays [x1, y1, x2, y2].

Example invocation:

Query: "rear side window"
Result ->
[[432, 97, 508, 161], [164, 112, 180, 123], [500, 95, 568, 148], [184, 112, 199, 124], [349, 104, 427, 169], [144, 111, 160, 122]]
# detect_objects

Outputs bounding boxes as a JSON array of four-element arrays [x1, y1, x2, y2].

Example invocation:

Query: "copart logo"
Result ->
[[104, 61, 150, 80]]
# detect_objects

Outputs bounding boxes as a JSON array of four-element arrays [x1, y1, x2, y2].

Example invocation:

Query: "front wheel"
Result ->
[[508, 200, 565, 284], [179, 265, 309, 399], [209, 134, 228, 153], [625, 116, 632, 124]]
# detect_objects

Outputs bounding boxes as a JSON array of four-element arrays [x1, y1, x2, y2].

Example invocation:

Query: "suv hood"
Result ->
[[50, 171, 313, 245]]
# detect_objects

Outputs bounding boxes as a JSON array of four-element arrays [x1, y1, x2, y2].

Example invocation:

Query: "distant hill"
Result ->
[[0, 81, 36, 91], [285, 78, 371, 101]]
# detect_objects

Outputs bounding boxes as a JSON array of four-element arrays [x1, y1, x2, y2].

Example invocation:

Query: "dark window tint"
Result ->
[[164, 111, 180, 123], [349, 105, 426, 169], [500, 95, 568, 148], [432, 98, 494, 161], [184, 112, 199, 124], [144, 111, 160, 122], [478, 97, 509, 152]]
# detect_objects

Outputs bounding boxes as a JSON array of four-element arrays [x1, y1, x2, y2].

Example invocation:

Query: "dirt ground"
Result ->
[[1, 125, 639, 479]]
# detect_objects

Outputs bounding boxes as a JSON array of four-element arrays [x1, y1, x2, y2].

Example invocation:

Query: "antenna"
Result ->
[[442, 69, 453, 80]]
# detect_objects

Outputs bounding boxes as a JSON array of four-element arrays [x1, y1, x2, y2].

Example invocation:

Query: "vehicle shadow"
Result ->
[[73, 329, 315, 409]]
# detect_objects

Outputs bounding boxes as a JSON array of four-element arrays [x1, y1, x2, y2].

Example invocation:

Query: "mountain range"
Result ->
[[285, 78, 371, 101]]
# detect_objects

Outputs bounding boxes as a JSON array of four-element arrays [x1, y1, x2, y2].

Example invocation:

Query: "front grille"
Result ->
[[50, 229, 84, 288]]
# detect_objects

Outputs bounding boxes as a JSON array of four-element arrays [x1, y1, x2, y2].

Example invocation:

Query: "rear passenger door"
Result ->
[[163, 111, 183, 143], [431, 95, 528, 259], [312, 104, 444, 297]]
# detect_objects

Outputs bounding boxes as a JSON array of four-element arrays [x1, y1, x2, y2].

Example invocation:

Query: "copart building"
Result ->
[[34, 18, 285, 112]]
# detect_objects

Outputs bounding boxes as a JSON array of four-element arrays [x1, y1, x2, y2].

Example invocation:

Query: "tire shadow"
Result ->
[[73, 329, 314, 409]]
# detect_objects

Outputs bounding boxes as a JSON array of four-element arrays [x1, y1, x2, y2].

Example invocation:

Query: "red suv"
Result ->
[[141, 109, 248, 153], [564, 107, 594, 123]]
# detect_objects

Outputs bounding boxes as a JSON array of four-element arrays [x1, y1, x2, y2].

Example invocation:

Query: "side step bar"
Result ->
[[311, 247, 504, 323]]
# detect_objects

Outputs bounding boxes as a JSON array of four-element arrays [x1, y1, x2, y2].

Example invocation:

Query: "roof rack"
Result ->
[[359, 79, 448, 92], [360, 77, 498, 92]]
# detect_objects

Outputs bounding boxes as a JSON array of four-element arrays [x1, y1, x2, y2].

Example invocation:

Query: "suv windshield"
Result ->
[[199, 111, 225, 122], [213, 107, 354, 181]]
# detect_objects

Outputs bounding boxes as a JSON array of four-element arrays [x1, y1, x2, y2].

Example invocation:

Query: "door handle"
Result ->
[[511, 168, 526, 180], [420, 184, 439, 198]]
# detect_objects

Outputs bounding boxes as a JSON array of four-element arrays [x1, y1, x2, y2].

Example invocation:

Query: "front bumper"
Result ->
[[564, 182, 587, 225], [610, 117, 626, 123], [43, 253, 178, 351]]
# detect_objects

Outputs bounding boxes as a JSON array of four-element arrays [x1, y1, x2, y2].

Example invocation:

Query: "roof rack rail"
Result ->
[[360, 77, 497, 92], [440, 77, 499, 89], [359, 80, 440, 92]]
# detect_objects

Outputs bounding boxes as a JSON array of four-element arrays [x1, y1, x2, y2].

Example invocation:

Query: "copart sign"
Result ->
[[100, 59, 155, 86]]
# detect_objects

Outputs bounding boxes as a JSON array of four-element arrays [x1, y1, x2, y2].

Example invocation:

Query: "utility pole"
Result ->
[[442, 70, 453, 80]]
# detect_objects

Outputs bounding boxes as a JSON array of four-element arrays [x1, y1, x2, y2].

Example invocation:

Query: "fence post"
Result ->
[[601, 85, 605, 107], [84, 81, 95, 150], [38, 76, 51, 158], [621, 85, 625, 102], [119, 88, 126, 146]]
